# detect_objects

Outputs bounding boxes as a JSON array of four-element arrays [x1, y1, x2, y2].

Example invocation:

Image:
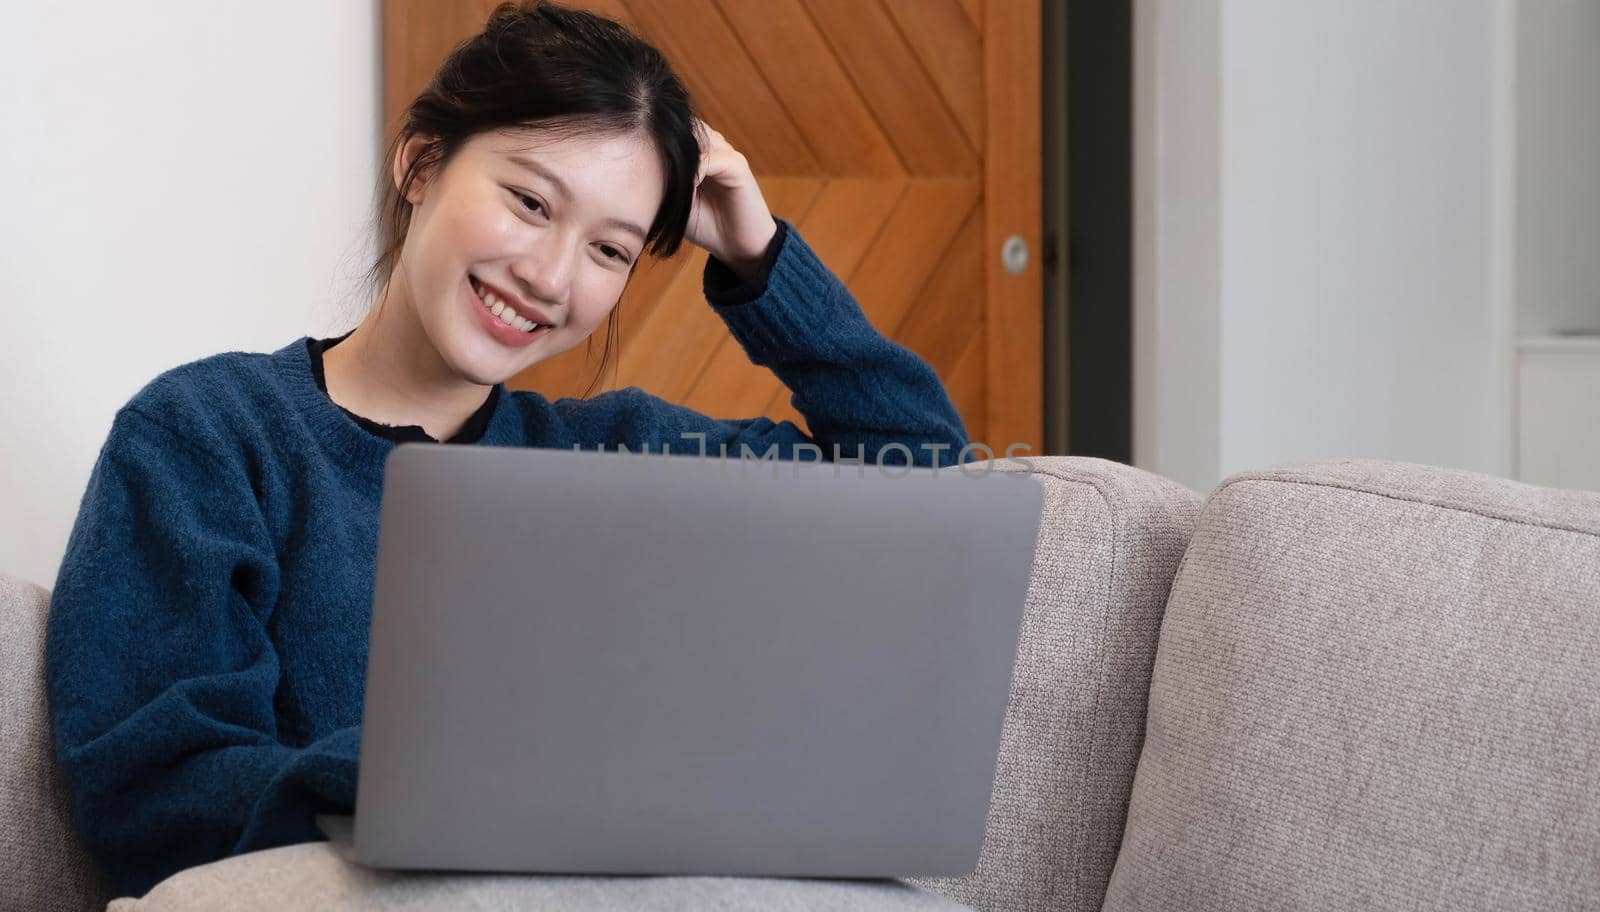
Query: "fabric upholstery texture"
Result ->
[[915, 456, 1201, 912], [0, 573, 113, 912], [106, 842, 970, 911], [1103, 459, 1600, 911]]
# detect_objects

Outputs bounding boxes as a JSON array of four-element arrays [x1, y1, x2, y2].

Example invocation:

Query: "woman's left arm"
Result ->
[[665, 218, 970, 468], [606, 122, 972, 469]]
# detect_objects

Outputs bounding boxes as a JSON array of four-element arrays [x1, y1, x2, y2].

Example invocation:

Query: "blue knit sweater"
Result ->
[[44, 222, 970, 898]]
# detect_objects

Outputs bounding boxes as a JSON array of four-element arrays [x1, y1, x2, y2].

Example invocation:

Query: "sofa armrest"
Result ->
[[1, 572, 114, 912], [915, 456, 1202, 912]]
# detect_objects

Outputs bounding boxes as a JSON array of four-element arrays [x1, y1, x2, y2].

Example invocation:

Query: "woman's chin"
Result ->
[[432, 331, 512, 387], [464, 334, 566, 385]]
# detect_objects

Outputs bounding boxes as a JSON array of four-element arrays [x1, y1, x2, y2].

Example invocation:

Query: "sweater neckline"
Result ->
[[271, 335, 521, 481], [305, 330, 501, 445]]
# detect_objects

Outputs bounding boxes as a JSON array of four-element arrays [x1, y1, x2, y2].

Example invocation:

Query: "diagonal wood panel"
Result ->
[[381, 0, 498, 140], [780, 178, 912, 278], [801, 0, 980, 176], [958, 0, 984, 34], [620, 0, 818, 176], [714, 0, 904, 178], [811, 178, 979, 341], [883, 0, 985, 152], [893, 207, 986, 376]]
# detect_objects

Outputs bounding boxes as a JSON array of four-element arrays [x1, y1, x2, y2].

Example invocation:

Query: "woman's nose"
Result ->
[[510, 239, 575, 306]]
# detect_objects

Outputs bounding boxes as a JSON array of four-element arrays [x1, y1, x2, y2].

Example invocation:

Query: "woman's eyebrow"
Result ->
[[507, 154, 568, 196], [602, 218, 646, 241], [506, 153, 646, 241]]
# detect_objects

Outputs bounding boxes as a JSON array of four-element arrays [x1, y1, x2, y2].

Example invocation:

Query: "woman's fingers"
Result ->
[[698, 144, 752, 191], [692, 118, 711, 183], [694, 117, 725, 148], [693, 119, 735, 188]]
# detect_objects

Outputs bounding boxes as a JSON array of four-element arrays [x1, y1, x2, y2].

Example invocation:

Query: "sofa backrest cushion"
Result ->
[[914, 456, 1200, 912], [1103, 460, 1600, 911], [1, 573, 113, 910]]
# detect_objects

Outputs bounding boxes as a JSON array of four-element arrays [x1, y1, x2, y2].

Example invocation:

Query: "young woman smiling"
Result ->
[[44, 1, 970, 898]]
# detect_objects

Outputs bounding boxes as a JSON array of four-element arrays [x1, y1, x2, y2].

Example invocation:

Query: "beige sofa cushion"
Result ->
[[916, 457, 1200, 912], [0, 573, 113, 912], [1104, 459, 1600, 911]]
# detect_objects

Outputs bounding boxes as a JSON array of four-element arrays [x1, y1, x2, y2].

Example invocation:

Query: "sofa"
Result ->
[[4, 455, 1596, 910]]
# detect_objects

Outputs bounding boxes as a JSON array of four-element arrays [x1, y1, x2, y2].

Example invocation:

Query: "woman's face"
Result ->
[[393, 125, 666, 385]]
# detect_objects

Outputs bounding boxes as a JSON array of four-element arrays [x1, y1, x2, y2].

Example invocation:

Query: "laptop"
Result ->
[[318, 442, 1044, 879]]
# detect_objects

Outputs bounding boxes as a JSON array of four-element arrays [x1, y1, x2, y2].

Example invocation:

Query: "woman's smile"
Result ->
[[466, 274, 552, 348]]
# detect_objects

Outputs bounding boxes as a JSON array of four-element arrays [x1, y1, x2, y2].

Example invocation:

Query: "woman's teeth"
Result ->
[[472, 280, 544, 333]]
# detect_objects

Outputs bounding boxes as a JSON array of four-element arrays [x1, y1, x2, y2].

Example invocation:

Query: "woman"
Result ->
[[45, 1, 969, 898]]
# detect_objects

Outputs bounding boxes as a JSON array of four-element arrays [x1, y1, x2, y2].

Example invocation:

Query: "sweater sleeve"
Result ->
[[562, 220, 972, 468], [44, 406, 359, 898]]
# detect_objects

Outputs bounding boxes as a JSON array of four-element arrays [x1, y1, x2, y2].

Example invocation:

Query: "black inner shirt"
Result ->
[[305, 329, 500, 445]]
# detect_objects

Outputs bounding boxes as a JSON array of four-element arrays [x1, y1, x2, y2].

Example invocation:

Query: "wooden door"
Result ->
[[384, 0, 1041, 453]]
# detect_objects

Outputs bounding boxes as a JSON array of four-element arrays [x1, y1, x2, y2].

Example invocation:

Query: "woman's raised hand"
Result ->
[[684, 120, 779, 282]]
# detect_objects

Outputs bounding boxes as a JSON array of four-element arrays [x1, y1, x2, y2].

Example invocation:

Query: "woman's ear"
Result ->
[[393, 133, 437, 206]]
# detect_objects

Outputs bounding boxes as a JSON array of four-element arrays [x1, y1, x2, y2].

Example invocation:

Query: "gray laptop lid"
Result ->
[[349, 443, 1044, 878]]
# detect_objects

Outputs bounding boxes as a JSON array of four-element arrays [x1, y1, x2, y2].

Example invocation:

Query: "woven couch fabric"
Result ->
[[1103, 459, 1600, 911], [107, 841, 970, 911], [0, 574, 114, 912], [916, 456, 1201, 912]]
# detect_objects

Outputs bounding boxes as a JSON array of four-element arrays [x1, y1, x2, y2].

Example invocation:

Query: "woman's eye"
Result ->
[[597, 244, 630, 265], [514, 192, 544, 215]]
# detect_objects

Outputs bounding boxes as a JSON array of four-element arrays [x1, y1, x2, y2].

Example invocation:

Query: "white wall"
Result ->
[[1132, 0, 1224, 494], [1135, 0, 1519, 493], [1, 1, 381, 587]]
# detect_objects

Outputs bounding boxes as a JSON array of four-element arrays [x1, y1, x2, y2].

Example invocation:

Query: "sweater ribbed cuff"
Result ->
[[703, 221, 871, 367], [702, 220, 789, 307]]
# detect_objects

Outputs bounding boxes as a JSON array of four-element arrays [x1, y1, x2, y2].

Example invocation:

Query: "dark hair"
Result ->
[[366, 0, 700, 396]]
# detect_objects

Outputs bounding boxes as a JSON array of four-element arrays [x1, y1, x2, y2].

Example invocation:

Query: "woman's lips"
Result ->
[[467, 276, 550, 348], [470, 275, 556, 328]]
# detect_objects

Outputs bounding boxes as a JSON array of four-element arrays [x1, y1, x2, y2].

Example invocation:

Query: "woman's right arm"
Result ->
[[45, 406, 359, 899]]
